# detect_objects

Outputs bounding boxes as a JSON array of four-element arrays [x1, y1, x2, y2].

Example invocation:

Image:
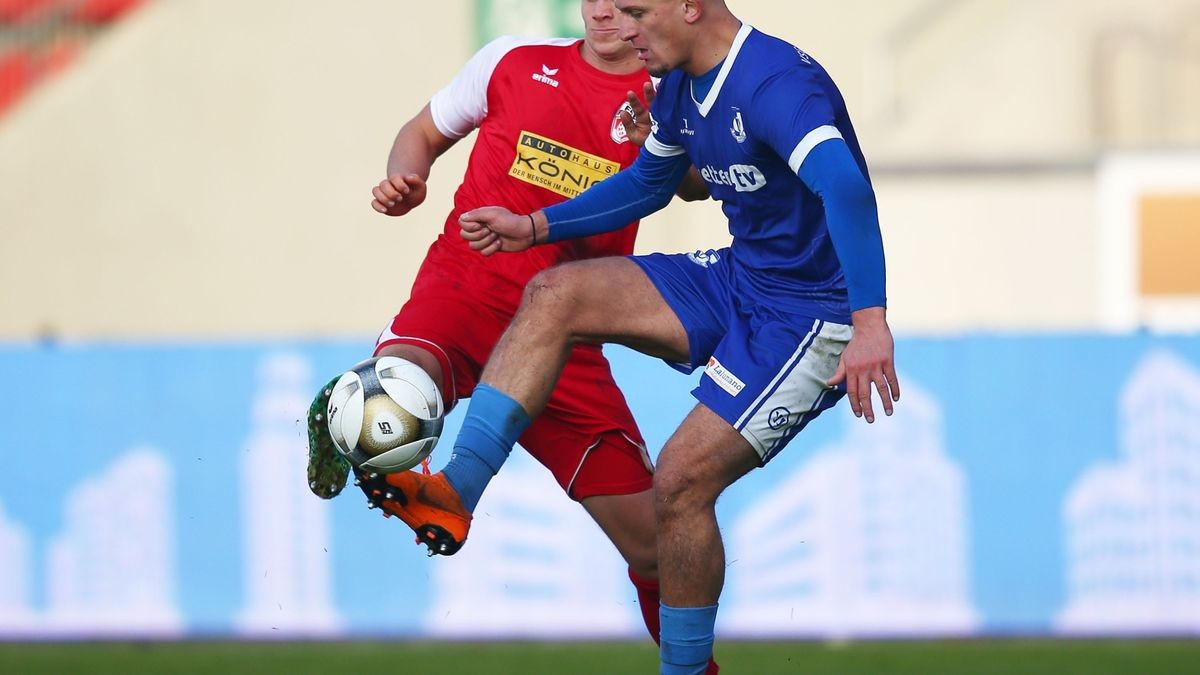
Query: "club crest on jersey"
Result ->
[[730, 107, 746, 144], [532, 64, 560, 88], [686, 249, 721, 267], [611, 101, 635, 144]]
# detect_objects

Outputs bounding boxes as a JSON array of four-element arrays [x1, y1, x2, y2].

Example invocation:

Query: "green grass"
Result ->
[[1, 639, 1198, 674]]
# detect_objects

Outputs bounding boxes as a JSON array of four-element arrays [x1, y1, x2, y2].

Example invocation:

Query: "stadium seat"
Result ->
[[0, 0, 58, 24], [0, 49, 35, 115], [70, 0, 143, 24], [40, 37, 81, 77]]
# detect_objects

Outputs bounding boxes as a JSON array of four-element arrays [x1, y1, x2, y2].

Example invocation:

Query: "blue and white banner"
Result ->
[[1, 334, 1198, 639]]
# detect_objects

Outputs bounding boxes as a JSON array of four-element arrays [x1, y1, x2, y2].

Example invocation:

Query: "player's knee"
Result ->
[[653, 463, 716, 520], [522, 265, 589, 323]]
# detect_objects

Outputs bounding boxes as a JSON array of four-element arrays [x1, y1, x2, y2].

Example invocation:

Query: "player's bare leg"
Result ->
[[431, 257, 689, 525], [482, 256, 690, 414], [360, 258, 687, 556], [584, 487, 721, 674], [582, 489, 659, 578], [654, 404, 758, 673]]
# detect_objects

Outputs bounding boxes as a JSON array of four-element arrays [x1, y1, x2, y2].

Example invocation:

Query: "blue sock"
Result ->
[[659, 603, 717, 675], [441, 384, 531, 512]]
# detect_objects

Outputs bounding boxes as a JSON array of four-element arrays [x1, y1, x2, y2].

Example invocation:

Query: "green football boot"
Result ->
[[306, 375, 351, 499]]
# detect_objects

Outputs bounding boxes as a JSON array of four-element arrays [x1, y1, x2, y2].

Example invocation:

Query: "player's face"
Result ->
[[581, 0, 634, 61], [614, 0, 686, 77]]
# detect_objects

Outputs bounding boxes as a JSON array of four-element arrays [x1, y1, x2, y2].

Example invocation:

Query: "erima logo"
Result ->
[[532, 64, 560, 88], [699, 164, 767, 192], [705, 357, 745, 397], [680, 118, 695, 136]]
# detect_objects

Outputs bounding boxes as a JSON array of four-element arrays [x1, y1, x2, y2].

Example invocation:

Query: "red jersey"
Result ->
[[421, 37, 652, 309]]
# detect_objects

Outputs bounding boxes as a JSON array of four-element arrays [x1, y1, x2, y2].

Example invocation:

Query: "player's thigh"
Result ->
[[525, 256, 690, 364]]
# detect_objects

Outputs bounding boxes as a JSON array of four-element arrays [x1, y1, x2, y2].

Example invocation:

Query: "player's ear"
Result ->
[[682, 0, 702, 24]]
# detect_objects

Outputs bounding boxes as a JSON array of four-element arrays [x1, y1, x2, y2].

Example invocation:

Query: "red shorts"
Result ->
[[375, 287, 653, 501]]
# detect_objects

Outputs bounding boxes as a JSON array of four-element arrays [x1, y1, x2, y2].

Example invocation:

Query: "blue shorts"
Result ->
[[631, 249, 852, 464]]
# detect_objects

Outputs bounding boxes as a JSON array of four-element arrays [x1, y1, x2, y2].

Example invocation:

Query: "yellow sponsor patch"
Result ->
[[509, 132, 621, 199]]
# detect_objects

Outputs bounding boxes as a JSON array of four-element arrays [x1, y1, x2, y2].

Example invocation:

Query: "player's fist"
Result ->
[[459, 207, 536, 256], [371, 173, 428, 216]]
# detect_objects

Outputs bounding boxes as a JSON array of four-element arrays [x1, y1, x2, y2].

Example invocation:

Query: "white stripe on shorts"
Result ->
[[736, 320, 853, 460]]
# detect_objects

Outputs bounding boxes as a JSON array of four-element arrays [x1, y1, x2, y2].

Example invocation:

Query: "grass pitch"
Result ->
[[1, 638, 1197, 674]]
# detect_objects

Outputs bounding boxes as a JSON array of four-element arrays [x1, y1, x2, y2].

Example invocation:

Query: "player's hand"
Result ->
[[619, 82, 656, 148], [459, 207, 535, 256], [371, 173, 428, 217], [827, 307, 900, 424]]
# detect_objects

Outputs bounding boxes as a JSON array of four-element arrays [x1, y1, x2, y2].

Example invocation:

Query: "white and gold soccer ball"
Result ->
[[326, 356, 444, 473]]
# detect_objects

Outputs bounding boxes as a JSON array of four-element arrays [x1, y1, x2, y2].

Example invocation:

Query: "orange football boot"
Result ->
[[357, 469, 472, 556]]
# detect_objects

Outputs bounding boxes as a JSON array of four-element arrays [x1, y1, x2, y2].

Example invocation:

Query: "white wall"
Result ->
[[1, 0, 1196, 339]]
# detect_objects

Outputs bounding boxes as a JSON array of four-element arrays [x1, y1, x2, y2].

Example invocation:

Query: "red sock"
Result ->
[[628, 568, 720, 674]]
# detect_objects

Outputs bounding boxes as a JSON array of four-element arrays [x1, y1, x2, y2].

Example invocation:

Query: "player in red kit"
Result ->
[[306, 1, 713, 669]]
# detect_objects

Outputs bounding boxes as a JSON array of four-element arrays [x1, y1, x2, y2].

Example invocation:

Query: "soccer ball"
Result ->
[[326, 356, 444, 473]]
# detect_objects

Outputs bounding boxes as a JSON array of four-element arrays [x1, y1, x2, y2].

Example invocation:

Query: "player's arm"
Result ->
[[371, 104, 459, 217], [374, 36, 517, 217], [460, 148, 692, 255], [758, 69, 898, 422], [620, 83, 709, 202], [796, 137, 899, 422]]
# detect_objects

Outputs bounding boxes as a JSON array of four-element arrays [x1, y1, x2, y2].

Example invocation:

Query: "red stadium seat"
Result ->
[[0, 49, 35, 115], [70, 0, 143, 23], [40, 37, 81, 77], [0, 0, 58, 23]]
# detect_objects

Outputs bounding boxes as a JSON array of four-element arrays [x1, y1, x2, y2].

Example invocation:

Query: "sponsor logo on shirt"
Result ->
[[730, 108, 746, 144], [509, 131, 621, 198], [705, 357, 745, 397], [532, 64, 560, 88], [699, 163, 767, 192]]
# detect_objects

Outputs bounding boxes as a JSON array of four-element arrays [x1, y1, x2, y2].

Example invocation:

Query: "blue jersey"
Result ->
[[645, 25, 870, 322]]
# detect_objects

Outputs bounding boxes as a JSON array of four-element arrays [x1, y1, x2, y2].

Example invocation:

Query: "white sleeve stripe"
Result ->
[[429, 99, 470, 139], [645, 134, 686, 157], [787, 125, 844, 174], [429, 36, 579, 139]]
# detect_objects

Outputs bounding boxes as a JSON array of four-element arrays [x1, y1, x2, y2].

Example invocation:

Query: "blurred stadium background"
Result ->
[[2, 0, 1199, 672]]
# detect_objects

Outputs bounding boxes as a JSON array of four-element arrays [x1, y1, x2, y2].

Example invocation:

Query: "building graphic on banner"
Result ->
[[427, 450, 635, 638], [42, 449, 181, 636], [237, 353, 341, 635], [723, 381, 978, 637], [1058, 350, 1200, 633], [0, 501, 34, 632]]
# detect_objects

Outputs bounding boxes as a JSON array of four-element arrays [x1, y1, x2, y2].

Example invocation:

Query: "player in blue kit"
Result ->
[[377, 1, 899, 673]]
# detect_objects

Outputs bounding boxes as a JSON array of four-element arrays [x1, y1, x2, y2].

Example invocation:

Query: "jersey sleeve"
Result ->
[[643, 73, 687, 158], [428, 37, 519, 138], [428, 36, 577, 139], [752, 68, 844, 174]]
